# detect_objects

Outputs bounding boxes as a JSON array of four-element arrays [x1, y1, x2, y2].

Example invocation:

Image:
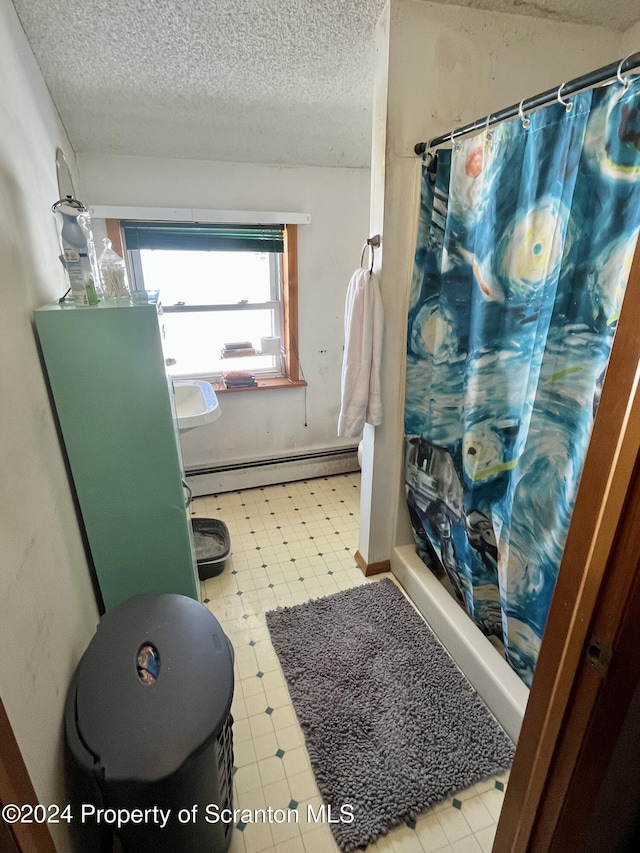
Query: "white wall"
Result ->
[[621, 23, 640, 55], [0, 0, 99, 848], [360, 0, 623, 565], [77, 155, 370, 476]]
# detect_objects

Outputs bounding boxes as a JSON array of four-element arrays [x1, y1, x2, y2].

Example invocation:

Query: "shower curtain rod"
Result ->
[[414, 52, 640, 156]]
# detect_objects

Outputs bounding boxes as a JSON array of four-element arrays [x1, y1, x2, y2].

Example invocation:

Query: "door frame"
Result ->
[[0, 696, 56, 852], [495, 238, 640, 850]]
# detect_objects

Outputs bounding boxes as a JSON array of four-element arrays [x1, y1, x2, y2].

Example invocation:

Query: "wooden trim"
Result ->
[[282, 224, 300, 382], [105, 218, 125, 258], [0, 697, 56, 853], [0, 816, 20, 852], [355, 550, 391, 576], [551, 450, 640, 850], [495, 235, 640, 851]]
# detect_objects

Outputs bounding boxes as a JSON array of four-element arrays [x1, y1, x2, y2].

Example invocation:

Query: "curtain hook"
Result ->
[[518, 100, 530, 129], [485, 112, 493, 142], [557, 83, 573, 113], [617, 53, 634, 90], [423, 139, 433, 163]]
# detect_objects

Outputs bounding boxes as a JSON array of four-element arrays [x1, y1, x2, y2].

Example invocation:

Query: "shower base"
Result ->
[[437, 572, 509, 661], [392, 544, 529, 743]]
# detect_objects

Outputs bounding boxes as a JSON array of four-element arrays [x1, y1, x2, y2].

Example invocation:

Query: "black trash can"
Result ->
[[64, 594, 235, 853]]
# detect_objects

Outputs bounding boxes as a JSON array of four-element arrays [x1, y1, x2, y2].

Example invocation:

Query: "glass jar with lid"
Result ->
[[98, 238, 131, 300]]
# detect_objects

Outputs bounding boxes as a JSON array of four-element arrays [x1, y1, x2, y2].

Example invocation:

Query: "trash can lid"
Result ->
[[74, 594, 234, 782]]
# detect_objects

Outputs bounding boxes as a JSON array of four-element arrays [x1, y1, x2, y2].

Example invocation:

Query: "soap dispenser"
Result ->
[[52, 196, 101, 307]]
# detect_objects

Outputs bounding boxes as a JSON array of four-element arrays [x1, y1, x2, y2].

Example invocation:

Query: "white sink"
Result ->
[[172, 380, 221, 432]]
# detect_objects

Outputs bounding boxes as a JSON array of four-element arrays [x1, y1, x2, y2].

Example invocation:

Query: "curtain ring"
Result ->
[[518, 100, 530, 129], [617, 53, 634, 90], [557, 83, 573, 113], [423, 139, 433, 163]]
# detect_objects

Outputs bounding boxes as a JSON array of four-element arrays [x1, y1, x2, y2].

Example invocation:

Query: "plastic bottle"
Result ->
[[98, 238, 131, 300], [52, 196, 100, 307], [79, 212, 103, 302]]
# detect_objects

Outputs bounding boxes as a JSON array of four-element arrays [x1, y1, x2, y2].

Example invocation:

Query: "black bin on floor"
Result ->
[[192, 518, 231, 580], [64, 594, 234, 853]]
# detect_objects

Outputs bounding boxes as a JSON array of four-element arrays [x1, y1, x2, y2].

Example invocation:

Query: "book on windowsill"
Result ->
[[221, 347, 258, 358], [223, 341, 253, 350], [223, 371, 258, 388], [223, 340, 255, 350]]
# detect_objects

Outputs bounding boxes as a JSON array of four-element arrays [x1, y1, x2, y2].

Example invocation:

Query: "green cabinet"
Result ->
[[35, 300, 199, 610]]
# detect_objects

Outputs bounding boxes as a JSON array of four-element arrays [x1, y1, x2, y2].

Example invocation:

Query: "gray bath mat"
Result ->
[[266, 578, 514, 851]]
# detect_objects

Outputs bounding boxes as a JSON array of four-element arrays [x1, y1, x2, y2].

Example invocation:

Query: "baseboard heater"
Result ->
[[186, 445, 360, 496]]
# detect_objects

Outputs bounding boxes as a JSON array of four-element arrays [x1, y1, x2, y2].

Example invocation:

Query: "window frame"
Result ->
[[106, 219, 304, 390]]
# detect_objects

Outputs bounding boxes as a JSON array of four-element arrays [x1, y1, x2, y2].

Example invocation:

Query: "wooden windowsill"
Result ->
[[209, 377, 307, 393]]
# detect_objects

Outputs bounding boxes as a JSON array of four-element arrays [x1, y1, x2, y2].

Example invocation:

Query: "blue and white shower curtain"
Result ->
[[405, 78, 640, 686]]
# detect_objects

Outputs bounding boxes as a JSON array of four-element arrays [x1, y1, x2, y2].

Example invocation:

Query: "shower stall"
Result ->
[[359, 5, 640, 750], [405, 54, 640, 714], [359, 3, 640, 845]]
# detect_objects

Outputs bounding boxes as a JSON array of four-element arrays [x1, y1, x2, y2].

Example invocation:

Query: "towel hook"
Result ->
[[361, 235, 380, 273], [518, 99, 530, 129], [557, 83, 573, 113], [617, 53, 634, 90]]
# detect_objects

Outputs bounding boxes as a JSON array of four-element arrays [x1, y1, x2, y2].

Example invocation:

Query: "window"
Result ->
[[112, 220, 301, 386]]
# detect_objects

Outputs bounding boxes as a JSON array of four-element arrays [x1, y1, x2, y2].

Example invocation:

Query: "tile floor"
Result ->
[[192, 472, 508, 853]]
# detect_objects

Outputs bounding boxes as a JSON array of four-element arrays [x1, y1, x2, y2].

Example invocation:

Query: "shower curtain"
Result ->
[[405, 77, 640, 686]]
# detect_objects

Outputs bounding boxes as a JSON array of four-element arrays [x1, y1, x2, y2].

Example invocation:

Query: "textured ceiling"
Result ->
[[11, 0, 640, 168]]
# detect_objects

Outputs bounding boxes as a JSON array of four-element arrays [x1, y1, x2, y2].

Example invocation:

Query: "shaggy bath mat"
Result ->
[[266, 578, 515, 851]]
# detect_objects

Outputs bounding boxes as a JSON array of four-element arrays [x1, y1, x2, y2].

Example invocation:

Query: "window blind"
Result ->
[[121, 222, 285, 253]]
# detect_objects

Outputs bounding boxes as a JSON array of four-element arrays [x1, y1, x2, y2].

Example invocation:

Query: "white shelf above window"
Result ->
[[88, 205, 311, 225]]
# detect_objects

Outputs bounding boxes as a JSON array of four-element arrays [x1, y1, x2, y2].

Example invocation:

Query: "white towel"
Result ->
[[337, 267, 384, 438]]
